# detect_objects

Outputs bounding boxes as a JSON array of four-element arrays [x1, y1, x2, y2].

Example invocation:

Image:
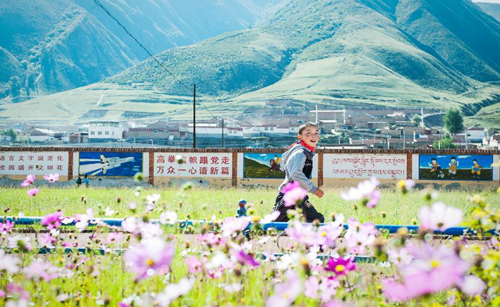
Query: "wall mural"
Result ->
[[79, 152, 143, 177], [419, 154, 493, 181]]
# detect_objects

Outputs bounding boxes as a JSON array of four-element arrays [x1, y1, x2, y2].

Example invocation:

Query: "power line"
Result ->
[[93, 0, 220, 121]]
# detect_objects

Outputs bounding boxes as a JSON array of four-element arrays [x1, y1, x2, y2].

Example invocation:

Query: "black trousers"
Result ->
[[272, 192, 325, 223]]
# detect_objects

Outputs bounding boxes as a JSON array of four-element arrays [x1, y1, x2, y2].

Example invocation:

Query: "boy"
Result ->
[[272, 122, 325, 223], [448, 157, 458, 178], [237, 199, 247, 217], [76, 175, 83, 187], [83, 175, 90, 188]]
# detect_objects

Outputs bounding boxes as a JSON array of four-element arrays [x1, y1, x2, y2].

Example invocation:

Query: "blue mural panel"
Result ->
[[79, 152, 143, 177], [419, 154, 493, 181]]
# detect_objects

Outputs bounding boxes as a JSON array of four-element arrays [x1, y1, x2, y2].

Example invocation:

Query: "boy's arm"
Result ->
[[287, 151, 318, 193]]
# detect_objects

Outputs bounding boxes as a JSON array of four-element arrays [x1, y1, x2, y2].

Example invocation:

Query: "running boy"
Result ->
[[272, 122, 325, 223]]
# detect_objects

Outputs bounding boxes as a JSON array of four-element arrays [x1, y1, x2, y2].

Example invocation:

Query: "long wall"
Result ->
[[1, 148, 499, 188]]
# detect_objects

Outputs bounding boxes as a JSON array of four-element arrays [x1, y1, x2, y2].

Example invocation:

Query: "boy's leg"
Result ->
[[273, 193, 290, 222], [301, 196, 325, 223]]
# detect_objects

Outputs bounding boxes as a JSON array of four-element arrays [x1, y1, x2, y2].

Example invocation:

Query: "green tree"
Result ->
[[9, 76, 21, 101], [444, 108, 464, 134], [1, 129, 17, 142], [411, 115, 422, 127], [433, 135, 457, 149]]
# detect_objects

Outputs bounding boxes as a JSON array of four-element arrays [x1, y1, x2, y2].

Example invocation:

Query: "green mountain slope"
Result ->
[[0, 0, 283, 99], [2, 0, 500, 125], [477, 2, 500, 22]]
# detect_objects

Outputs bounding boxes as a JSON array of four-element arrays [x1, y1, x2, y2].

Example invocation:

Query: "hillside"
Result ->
[[477, 2, 500, 22], [0, 0, 284, 99], [2, 0, 500, 127]]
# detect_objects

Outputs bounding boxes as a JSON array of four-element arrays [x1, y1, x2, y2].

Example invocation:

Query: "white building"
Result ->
[[88, 121, 124, 142]]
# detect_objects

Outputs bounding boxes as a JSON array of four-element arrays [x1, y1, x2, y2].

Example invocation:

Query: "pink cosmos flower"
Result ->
[[387, 248, 412, 266], [39, 233, 57, 248], [6, 283, 30, 300], [124, 237, 175, 280], [325, 257, 357, 276], [266, 270, 302, 307], [43, 173, 59, 183], [382, 243, 470, 302], [27, 188, 39, 197], [316, 217, 345, 248], [0, 220, 14, 234], [285, 220, 318, 246], [0, 249, 20, 273], [418, 202, 462, 231], [221, 216, 249, 237], [185, 255, 203, 274], [198, 233, 226, 246], [282, 181, 307, 207], [23, 261, 59, 282], [74, 208, 94, 232], [106, 232, 122, 244], [341, 177, 381, 208], [344, 218, 378, 255], [41, 211, 63, 230], [21, 174, 35, 187], [235, 250, 260, 268]]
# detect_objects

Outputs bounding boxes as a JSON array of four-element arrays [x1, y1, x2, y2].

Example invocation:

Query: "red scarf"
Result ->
[[299, 140, 315, 152]]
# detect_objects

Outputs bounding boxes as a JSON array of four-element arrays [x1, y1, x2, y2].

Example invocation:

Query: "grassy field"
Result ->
[[2, 186, 499, 225], [1, 184, 500, 306]]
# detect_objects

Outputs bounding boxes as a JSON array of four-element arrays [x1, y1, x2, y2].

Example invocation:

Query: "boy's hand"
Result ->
[[314, 188, 324, 198]]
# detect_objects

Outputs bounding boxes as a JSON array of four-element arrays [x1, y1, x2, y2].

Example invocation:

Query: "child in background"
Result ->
[[83, 175, 90, 188], [237, 199, 247, 217], [272, 122, 325, 223], [76, 175, 83, 187]]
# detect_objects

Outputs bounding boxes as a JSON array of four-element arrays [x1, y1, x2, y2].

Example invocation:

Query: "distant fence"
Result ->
[[0, 147, 499, 187]]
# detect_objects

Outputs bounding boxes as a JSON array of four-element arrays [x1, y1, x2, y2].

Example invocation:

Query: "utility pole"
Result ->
[[193, 84, 196, 149], [221, 118, 225, 148]]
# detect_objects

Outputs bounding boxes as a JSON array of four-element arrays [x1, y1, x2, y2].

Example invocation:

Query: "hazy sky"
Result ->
[[473, 0, 500, 3]]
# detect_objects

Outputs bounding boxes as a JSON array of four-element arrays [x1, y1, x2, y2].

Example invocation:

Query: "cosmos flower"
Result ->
[[325, 257, 357, 276], [221, 217, 249, 237], [43, 173, 59, 183], [185, 255, 203, 274], [282, 181, 307, 207], [41, 211, 63, 230], [382, 243, 470, 302], [0, 250, 20, 274], [23, 261, 59, 282], [341, 177, 381, 208], [160, 211, 177, 225], [266, 270, 302, 307], [418, 202, 462, 231], [235, 250, 260, 268], [27, 188, 39, 197], [20, 174, 35, 187], [0, 220, 14, 234], [124, 237, 175, 280]]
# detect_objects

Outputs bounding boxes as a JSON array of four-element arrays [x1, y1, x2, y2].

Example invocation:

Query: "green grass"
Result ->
[[2, 186, 500, 225]]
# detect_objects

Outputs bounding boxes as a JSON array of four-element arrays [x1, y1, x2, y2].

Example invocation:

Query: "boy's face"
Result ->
[[298, 126, 319, 147]]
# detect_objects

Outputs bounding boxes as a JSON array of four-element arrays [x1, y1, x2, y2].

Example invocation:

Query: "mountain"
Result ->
[[477, 2, 500, 22], [0, 0, 285, 99], [109, 0, 500, 102], [2, 0, 500, 127]]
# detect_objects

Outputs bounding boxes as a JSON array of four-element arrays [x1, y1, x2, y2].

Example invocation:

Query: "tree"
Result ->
[[433, 135, 457, 149], [1, 129, 17, 142], [412, 115, 422, 127], [9, 76, 21, 101], [444, 108, 464, 134]]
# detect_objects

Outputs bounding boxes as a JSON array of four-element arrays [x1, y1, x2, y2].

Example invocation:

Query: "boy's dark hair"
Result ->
[[473, 159, 477, 162], [84, 175, 88, 178], [451, 157, 456, 160], [298, 122, 318, 135], [431, 158, 437, 161]]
